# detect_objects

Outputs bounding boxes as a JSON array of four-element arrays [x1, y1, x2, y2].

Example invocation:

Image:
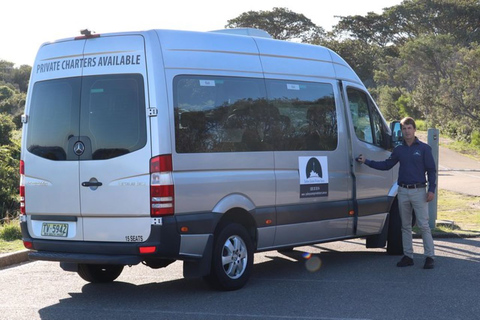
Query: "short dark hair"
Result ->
[[400, 117, 416, 129]]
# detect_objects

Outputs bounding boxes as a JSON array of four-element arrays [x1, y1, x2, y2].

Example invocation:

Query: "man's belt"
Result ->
[[399, 183, 426, 189]]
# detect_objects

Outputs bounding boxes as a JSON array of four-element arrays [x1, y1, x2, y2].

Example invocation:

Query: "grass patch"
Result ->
[[0, 239, 24, 253], [0, 219, 22, 241], [435, 189, 480, 232], [0, 219, 24, 254]]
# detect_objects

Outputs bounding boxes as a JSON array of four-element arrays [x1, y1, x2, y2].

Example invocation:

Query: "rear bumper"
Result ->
[[21, 213, 219, 265], [29, 251, 142, 265]]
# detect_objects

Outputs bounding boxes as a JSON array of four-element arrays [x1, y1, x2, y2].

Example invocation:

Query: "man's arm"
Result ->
[[357, 150, 399, 171]]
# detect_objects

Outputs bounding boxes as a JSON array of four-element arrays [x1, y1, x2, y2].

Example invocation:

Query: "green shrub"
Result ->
[[415, 119, 427, 131], [471, 131, 480, 147], [0, 220, 22, 241]]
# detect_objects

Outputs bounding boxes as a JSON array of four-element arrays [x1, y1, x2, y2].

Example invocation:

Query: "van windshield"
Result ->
[[27, 74, 147, 160]]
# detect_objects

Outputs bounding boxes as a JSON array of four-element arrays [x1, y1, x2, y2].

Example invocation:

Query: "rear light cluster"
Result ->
[[19, 160, 25, 215], [150, 155, 174, 216]]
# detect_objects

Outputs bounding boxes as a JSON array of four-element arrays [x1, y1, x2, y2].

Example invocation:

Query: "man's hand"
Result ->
[[426, 192, 435, 202], [356, 154, 366, 164]]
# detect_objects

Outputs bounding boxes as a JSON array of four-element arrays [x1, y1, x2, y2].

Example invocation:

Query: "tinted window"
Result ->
[[174, 76, 268, 152], [80, 75, 147, 159], [266, 80, 337, 151], [27, 74, 146, 160], [347, 89, 373, 144], [174, 76, 337, 153], [27, 78, 81, 160], [347, 87, 388, 148]]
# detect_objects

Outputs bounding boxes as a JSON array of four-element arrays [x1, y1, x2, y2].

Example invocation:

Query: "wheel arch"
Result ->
[[214, 208, 258, 249], [212, 193, 258, 247]]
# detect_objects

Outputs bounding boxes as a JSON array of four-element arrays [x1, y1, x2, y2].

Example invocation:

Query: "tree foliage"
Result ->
[[0, 61, 25, 219], [334, 0, 480, 47], [225, 7, 325, 43], [0, 60, 30, 93], [332, 0, 480, 141]]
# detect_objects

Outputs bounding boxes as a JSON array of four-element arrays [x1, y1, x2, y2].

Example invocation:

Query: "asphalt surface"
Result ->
[[418, 132, 480, 196], [437, 146, 480, 196], [1, 238, 479, 320]]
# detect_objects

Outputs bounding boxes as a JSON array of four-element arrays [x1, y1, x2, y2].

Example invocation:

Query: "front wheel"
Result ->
[[204, 223, 254, 291], [77, 264, 124, 283]]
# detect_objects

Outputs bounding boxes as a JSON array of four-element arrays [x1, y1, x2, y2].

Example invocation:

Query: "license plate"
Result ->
[[41, 223, 68, 237]]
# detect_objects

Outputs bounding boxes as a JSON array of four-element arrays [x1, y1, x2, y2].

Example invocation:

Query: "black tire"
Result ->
[[386, 198, 403, 255], [204, 223, 254, 291], [77, 264, 124, 283]]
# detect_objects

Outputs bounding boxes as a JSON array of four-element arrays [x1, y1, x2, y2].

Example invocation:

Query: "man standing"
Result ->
[[357, 117, 436, 269]]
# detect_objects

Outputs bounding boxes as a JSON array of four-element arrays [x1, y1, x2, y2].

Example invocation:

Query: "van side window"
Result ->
[[347, 88, 388, 148], [347, 89, 373, 144], [174, 76, 267, 153], [265, 80, 337, 151], [174, 76, 337, 153]]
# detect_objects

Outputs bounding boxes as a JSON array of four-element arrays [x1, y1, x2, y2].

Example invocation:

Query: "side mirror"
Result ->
[[390, 121, 403, 147]]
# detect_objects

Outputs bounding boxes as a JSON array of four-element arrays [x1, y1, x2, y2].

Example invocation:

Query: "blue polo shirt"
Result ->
[[365, 137, 437, 193]]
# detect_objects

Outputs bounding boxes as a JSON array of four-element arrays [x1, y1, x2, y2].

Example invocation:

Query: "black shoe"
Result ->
[[397, 256, 414, 267], [424, 257, 435, 269]]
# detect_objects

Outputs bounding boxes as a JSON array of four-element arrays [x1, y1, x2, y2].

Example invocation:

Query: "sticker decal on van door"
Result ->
[[299, 156, 329, 198]]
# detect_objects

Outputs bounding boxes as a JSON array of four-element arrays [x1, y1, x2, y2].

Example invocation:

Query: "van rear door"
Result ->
[[78, 35, 151, 242], [24, 35, 151, 242], [24, 40, 85, 241]]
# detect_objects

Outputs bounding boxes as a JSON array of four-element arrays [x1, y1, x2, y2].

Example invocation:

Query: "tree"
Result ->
[[0, 60, 15, 85], [225, 7, 325, 42], [333, 11, 395, 47], [13, 65, 31, 93], [331, 0, 480, 139], [374, 33, 480, 139], [0, 113, 15, 146], [334, 0, 480, 47], [0, 114, 19, 219], [321, 38, 385, 87], [0, 60, 31, 93], [0, 86, 26, 128]]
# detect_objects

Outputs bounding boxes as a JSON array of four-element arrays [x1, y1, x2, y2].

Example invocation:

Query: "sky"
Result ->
[[2, 0, 403, 67]]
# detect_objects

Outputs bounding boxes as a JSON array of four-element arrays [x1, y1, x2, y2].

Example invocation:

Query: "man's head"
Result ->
[[400, 117, 416, 130], [400, 117, 416, 143]]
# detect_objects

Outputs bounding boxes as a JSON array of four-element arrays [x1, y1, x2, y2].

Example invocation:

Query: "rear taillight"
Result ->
[[23, 241, 33, 249], [19, 160, 25, 215], [150, 155, 174, 216]]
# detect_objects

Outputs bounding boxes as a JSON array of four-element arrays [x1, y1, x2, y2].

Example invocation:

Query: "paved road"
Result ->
[[1, 237, 479, 320], [417, 132, 480, 196], [437, 146, 480, 196]]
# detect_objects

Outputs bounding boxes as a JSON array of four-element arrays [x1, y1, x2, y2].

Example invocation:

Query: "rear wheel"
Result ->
[[204, 223, 253, 291], [77, 264, 124, 283]]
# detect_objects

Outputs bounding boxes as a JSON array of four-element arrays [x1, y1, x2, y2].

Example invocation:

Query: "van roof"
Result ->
[[154, 28, 363, 85], [37, 28, 363, 85]]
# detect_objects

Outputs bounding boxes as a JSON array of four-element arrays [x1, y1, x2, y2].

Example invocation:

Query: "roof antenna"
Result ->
[[80, 29, 93, 36]]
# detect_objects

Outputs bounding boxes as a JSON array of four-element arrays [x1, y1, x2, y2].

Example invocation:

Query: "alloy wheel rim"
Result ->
[[221, 235, 248, 279]]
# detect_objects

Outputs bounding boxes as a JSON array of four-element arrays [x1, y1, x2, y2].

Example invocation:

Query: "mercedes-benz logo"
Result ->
[[73, 141, 85, 156]]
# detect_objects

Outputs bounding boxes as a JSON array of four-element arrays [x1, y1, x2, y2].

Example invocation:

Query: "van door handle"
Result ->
[[82, 181, 103, 187]]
